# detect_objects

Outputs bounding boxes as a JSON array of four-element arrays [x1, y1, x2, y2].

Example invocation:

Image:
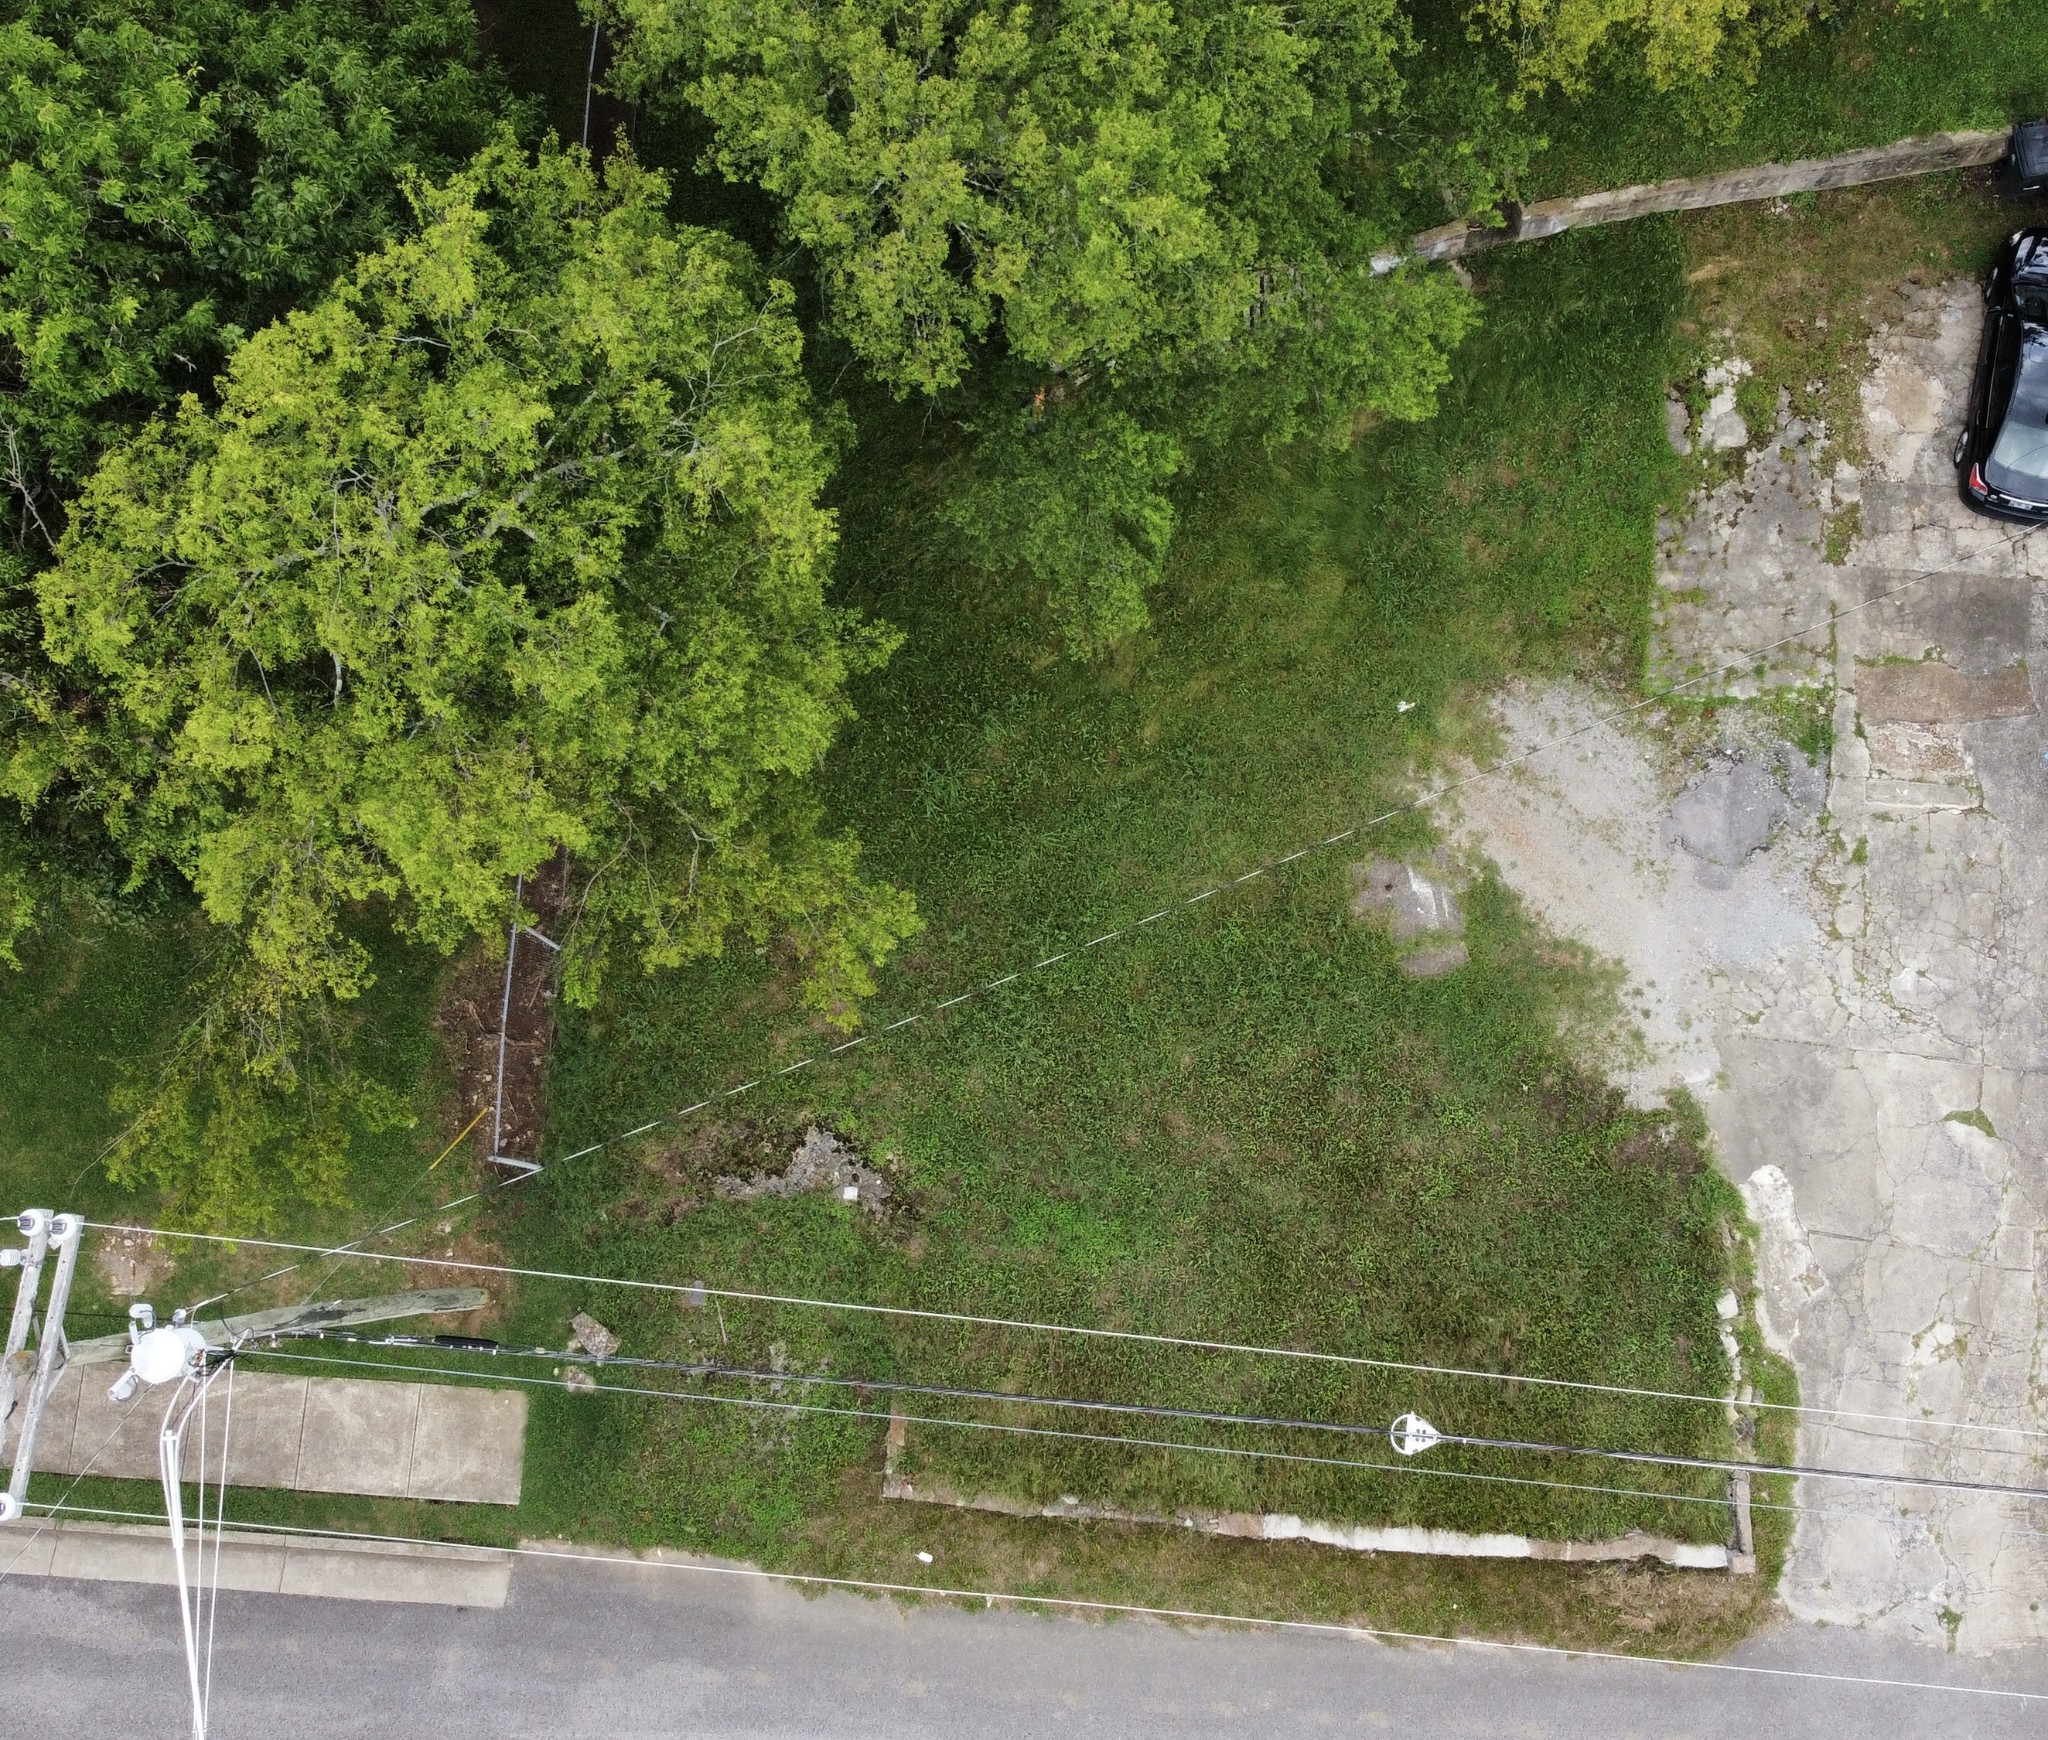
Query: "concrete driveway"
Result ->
[[1454, 281, 2048, 1656]]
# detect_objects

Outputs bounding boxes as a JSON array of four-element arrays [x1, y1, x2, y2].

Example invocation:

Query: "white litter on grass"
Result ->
[[915, 1551, 934, 1564], [841, 1184, 860, 1202]]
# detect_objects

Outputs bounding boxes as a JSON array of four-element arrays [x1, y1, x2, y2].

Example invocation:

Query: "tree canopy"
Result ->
[[598, 0, 1476, 651], [20, 139, 916, 1218], [0, 0, 507, 532]]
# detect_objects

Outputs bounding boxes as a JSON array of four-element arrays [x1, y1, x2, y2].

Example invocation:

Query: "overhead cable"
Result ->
[[103, 1218, 2048, 1447], [22, 1501, 2048, 1708], [251, 1342, 2048, 1504]]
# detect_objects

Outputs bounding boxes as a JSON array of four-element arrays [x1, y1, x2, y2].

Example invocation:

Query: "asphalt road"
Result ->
[[7, 1551, 2048, 1739]]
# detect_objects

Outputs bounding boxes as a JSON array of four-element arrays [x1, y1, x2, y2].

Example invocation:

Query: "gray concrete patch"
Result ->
[[1348, 859, 1468, 975], [407, 1386, 526, 1505], [1451, 279, 2048, 1657], [296, 1378, 418, 1498], [35, 1369, 526, 1505], [1855, 660, 2035, 724], [1667, 757, 1790, 870], [1664, 393, 1692, 456]]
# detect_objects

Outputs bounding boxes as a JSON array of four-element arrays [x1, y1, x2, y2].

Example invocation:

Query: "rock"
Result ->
[[1664, 395, 1693, 456], [713, 1125, 892, 1214], [1699, 394, 1749, 451], [1349, 860, 1463, 941], [569, 1312, 619, 1360], [1666, 759, 1787, 870], [560, 1366, 598, 1392]]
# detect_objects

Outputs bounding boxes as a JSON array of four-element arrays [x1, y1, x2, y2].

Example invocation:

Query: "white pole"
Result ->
[[0, 1209, 52, 1466], [161, 1387, 206, 1739], [491, 874, 523, 1161], [2, 1212, 80, 1519]]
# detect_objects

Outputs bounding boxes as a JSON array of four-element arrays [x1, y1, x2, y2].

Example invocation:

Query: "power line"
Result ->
[[105, 1219, 2048, 1448], [180, 1170, 533, 1323], [251, 1344, 1733, 1515], [20, 1502, 2048, 1708], [253, 1342, 2048, 1504], [286, 1330, 2048, 1544], [536, 521, 2042, 1175], [0, 1388, 153, 1583]]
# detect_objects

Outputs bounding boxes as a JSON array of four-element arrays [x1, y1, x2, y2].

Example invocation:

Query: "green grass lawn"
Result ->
[[10, 209, 1792, 1652], [22, 6, 2043, 1650], [503, 216, 1767, 1562], [1525, 1, 2048, 197], [53, 209, 1786, 1649]]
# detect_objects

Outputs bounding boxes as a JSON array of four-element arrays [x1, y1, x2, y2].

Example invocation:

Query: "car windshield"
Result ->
[[2017, 280, 2048, 321], [1986, 331, 2048, 501]]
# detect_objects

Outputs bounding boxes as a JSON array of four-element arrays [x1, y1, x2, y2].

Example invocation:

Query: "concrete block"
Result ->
[[46, 1524, 287, 1594], [202, 1374, 311, 1490], [1865, 778, 1978, 812], [0, 1525, 57, 1577], [56, 1369, 311, 1487], [26, 1366, 523, 1510], [25, 1363, 86, 1474], [61, 1367, 176, 1481], [296, 1379, 418, 1497], [406, 1385, 527, 1506], [1, 1521, 508, 1607]]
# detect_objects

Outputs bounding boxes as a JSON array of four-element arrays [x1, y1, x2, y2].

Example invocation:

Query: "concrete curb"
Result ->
[[1, 1520, 511, 1608], [881, 1416, 1735, 1571]]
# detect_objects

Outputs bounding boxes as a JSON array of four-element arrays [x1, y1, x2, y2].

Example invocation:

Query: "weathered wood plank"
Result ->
[[1397, 129, 2009, 267]]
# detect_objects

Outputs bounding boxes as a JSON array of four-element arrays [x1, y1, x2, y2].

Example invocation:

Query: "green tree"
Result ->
[[0, 0, 513, 969], [1470, 0, 1827, 98], [0, 0, 508, 533], [597, 0, 1475, 651], [19, 139, 917, 1222]]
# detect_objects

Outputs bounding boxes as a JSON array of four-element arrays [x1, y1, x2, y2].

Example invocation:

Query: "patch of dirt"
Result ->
[[431, 848, 574, 1166], [92, 1227, 172, 1298], [1446, 681, 1828, 1106]]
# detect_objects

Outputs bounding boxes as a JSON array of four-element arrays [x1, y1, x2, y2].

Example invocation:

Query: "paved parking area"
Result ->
[[1453, 282, 2048, 1656]]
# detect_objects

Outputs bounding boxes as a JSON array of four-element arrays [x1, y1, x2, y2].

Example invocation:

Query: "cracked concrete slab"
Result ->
[[1452, 280, 2048, 1657]]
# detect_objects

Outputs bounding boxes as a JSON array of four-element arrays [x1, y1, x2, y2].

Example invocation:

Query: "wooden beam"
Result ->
[[1390, 129, 2009, 270]]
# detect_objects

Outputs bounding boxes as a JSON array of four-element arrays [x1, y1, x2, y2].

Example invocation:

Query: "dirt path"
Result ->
[[1451, 283, 2048, 1656]]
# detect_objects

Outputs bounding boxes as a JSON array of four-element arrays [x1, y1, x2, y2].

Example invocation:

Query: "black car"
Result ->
[[1958, 228, 2048, 523]]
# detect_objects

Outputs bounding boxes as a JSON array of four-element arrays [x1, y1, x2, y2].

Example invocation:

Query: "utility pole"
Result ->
[[0, 1208, 83, 1522], [0, 1209, 53, 1452]]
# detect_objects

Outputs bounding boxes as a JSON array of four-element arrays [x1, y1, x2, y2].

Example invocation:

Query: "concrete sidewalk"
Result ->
[[1, 1520, 510, 1607], [31, 1368, 527, 1505]]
